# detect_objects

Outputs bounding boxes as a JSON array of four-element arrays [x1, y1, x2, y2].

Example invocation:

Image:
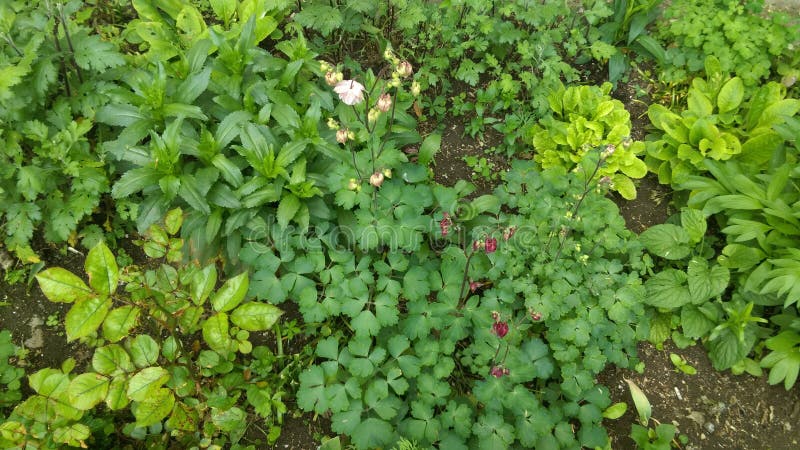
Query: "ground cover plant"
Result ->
[[0, 0, 799, 449]]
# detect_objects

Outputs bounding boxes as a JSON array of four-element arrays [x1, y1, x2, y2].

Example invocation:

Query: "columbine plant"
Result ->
[[321, 47, 423, 203]]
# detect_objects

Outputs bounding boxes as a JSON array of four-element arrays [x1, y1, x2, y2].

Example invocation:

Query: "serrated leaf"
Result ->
[[639, 224, 691, 260], [277, 194, 301, 229], [230, 302, 283, 331], [68, 373, 109, 410], [112, 167, 162, 198], [211, 272, 249, 312], [133, 388, 174, 427], [128, 335, 160, 368], [687, 258, 729, 302], [102, 306, 141, 343], [93, 344, 134, 375], [65, 296, 112, 342], [191, 264, 217, 306], [85, 242, 118, 297], [203, 312, 232, 354], [680, 208, 706, 243], [127, 367, 170, 402], [644, 269, 691, 309], [36, 268, 91, 303]]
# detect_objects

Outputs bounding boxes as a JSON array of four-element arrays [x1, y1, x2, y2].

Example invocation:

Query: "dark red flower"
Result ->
[[485, 238, 498, 253], [490, 366, 505, 378], [439, 213, 452, 236], [530, 311, 542, 322], [470, 281, 484, 293], [492, 321, 509, 338]]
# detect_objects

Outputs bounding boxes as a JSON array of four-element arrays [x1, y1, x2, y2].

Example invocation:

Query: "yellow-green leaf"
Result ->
[[36, 268, 91, 303], [65, 296, 112, 342], [85, 242, 119, 296]]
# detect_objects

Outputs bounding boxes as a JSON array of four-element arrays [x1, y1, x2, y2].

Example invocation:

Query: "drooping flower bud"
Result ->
[[377, 93, 392, 112], [410, 81, 421, 97], [503, 227, 516, 241], [325, 71, 343, 87], [336, 128, 349, 144], [382, 168, 392, 178], [347, 178, 360, 191], [492, 321, 509, 338], [397, 61, 413, 78], [602, 144, 616, 158], [470, 281, 484, 293], [530, 311, 542, 322], [491, 310, 500, 321], [490, 366, 505, 378], [319, 61, 333, 72], [368, 108, 380, 123], [485, 238, 498, 254], [473, 240, 484, 251], [369, 171, 385, 188]]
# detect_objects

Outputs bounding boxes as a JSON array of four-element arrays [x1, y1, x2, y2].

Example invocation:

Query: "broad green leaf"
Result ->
[[65, 296, 112, 342], [203, 312, 232, 354], [179, 174, 212, 215], [644, 269, 691, 309], [687, 258, 729, 302], [639, 224, 691, 260], [85, 242, 118, 296], [230, 302, 283, 331], [93, 344, 135, 375], [112, 167, 162, 198], [102, 306, 140, 343], [602, 402, 627, 419], [680, 307, 715, 339], [418, 133, 441, 165], [68, 373, 109, 410], [133, 388, 175, 427], [625, 379, 651, 425], [128, 335, 160, 368], [127, 367, 170, 402], [277, 194, 301, 229], [211, 272, 249, 312], [717, 77, 744, 113], [680, 208, 706, 244], [211, 406, 246, 432], [191, 264, 217, 306], [52, 423, 91, 447], [708, 328, 746, 370], [164, 208, 183, 235], [36, 268, 91, 303], [352, 418, 393, 449], [96, 104, 145, 127]]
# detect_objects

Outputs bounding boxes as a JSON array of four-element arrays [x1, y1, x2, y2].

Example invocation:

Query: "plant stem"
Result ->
[[457, 249, 475, 308]]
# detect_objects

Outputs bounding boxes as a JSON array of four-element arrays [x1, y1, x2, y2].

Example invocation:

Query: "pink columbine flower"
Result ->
[[470, 281, 484, 293], [369, 171, 385, 188], [336, 128, 349, 144], [492, 321, 509, 338], [397, 61, 413, 78], [377, 93, 392, 112], [334, 80, 365, 105], [485, 238, 498, 253]]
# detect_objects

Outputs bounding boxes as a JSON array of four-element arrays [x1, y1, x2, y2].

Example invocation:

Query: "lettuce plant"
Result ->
[[529, 82, 648, 199]]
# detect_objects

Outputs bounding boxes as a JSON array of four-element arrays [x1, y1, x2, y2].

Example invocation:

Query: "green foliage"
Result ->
[[296, 157, 647, 448], [657, 0, 799, 87], [530, 82, 648, 199], [0, 0, 121, 262], [0, 330, 25, 418], [2, 209, 288, 448], [646, 56, 799, 185]]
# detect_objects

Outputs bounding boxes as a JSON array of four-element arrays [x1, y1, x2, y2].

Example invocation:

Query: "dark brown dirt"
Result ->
[[599, 340, 800, 450]]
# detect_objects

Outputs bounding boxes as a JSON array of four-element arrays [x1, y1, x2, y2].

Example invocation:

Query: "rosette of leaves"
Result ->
[[529, 82, 648, 199], [99, 8, 339, 264], [0, 0, 123, 262], [295, 160, 647, 449], [646, 56, 800, 185], [2, 209, 285, 448]]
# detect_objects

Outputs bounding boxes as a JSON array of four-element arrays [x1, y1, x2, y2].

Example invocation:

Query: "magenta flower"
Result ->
[[492, 321, 509, 338], [530, 311, 542, 322], [469, 281, 484, 293], [485, 238, 498, 253], [334, 80, 365, 105], [490, 366, 509, 378]]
